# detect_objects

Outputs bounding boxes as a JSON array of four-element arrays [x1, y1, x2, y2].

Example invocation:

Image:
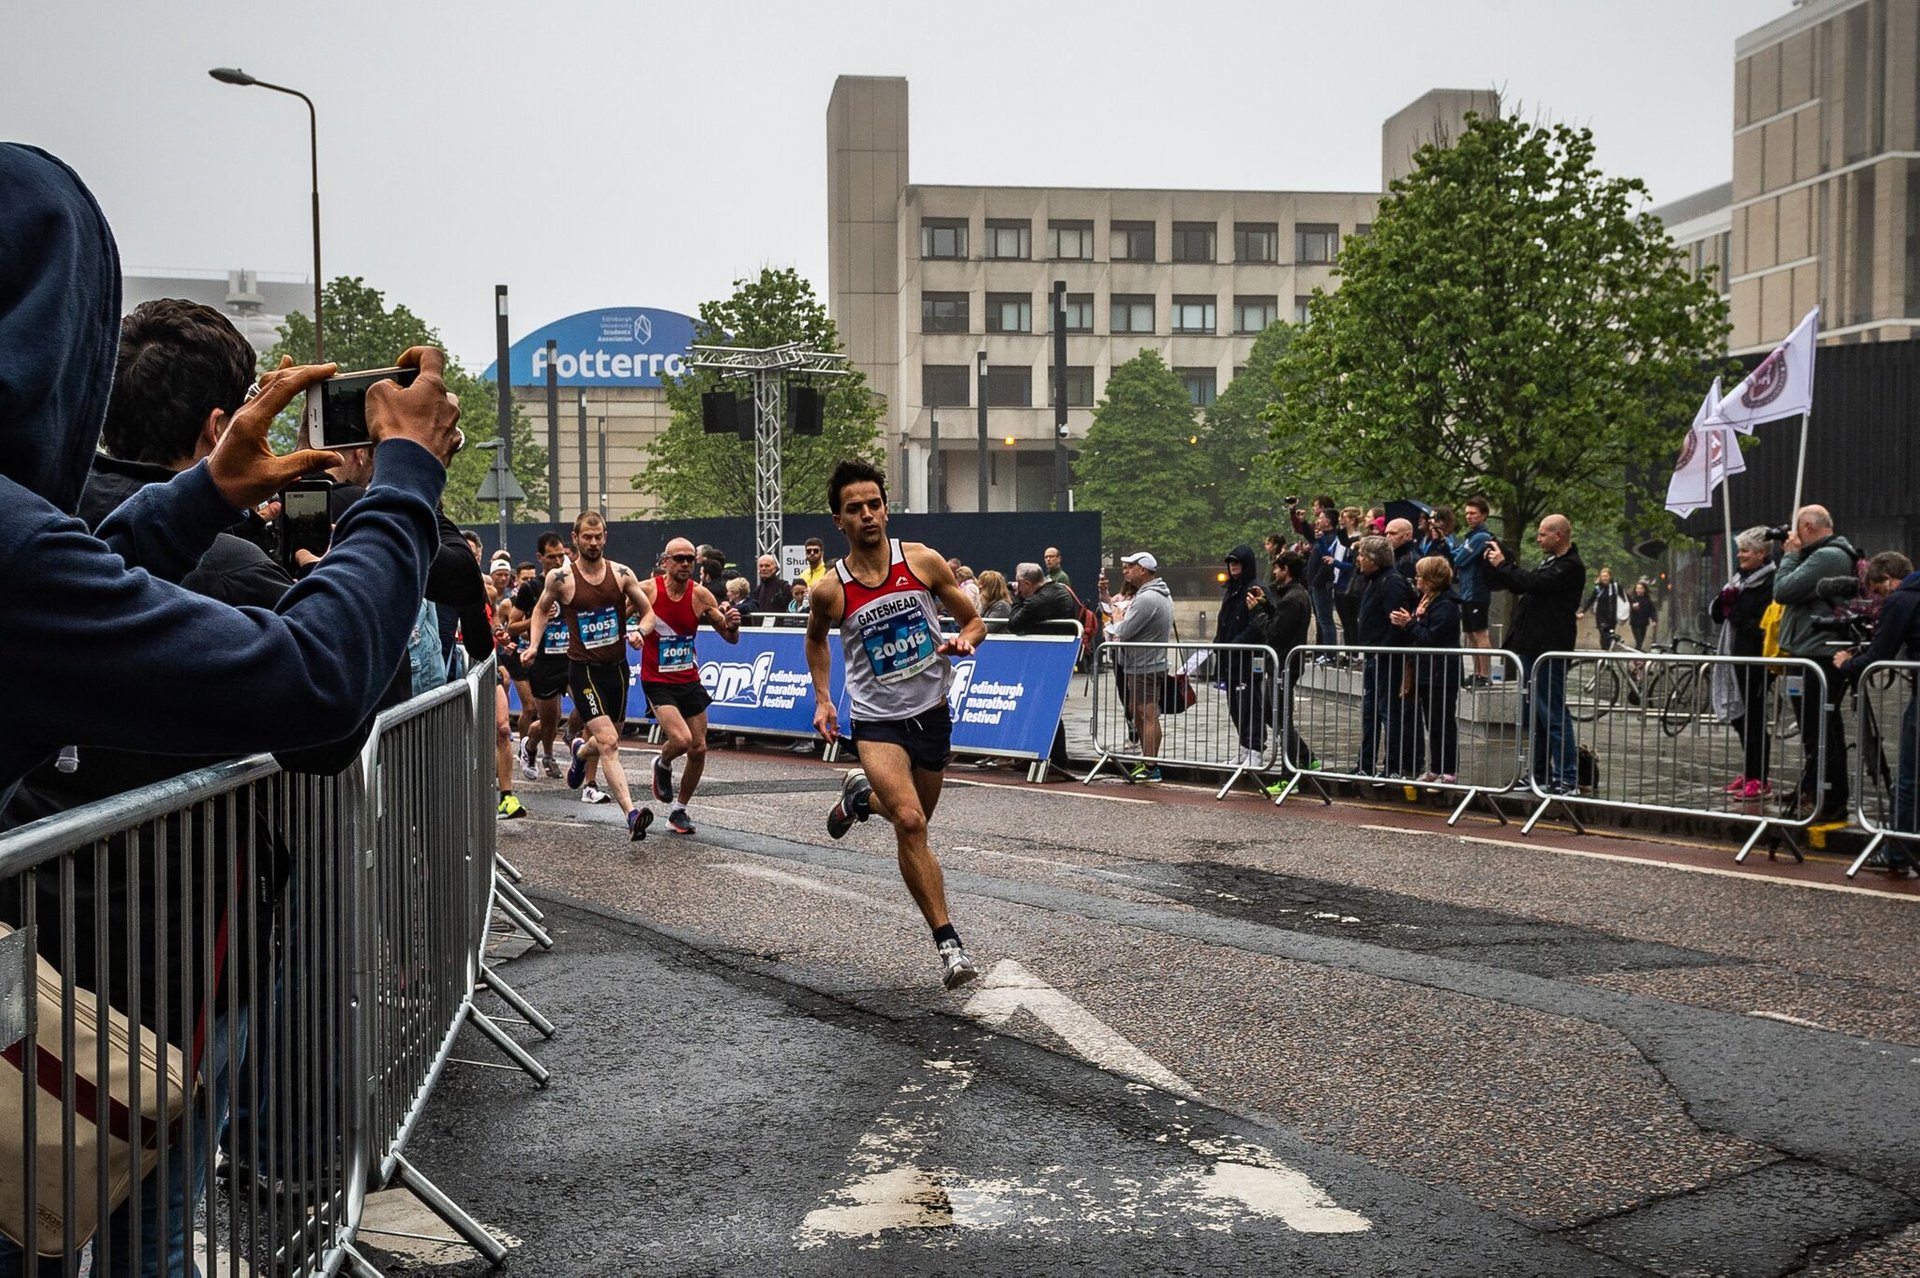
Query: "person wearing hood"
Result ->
[[1108, 552, 1173, 780], [1709, 528, 1779, 801], [1214, 544, 1265, 765], [1836, 552, 1920, 864], [1239, 550, 1315, 772]]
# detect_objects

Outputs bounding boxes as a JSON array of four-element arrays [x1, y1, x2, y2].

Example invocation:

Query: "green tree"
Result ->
[[1199, 321, 1346, 551], [1074, 351, 1212, 562], [1266, 112, 1730, 547], [268, 276, 547, 524], [636, 267, 882, 517]]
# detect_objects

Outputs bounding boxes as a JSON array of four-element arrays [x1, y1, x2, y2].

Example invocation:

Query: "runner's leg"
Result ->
[[859, 741, 953, 931], [677, 709, 710, 804]]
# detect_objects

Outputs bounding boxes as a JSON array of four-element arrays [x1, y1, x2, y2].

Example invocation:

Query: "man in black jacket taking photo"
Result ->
[[1485, 513, 1586, 794]]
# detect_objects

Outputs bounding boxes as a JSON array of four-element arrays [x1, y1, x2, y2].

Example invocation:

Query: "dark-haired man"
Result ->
[[806, 458, 986, 990], [512, 532, 572, 781]]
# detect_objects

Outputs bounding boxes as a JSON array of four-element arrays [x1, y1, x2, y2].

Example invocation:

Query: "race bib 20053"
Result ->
[[576, 605, 620, 650], [859, 609, 937, 683]]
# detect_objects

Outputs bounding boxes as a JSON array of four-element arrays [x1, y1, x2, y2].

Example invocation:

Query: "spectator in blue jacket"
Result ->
[[1451, 496, 1496, 686]]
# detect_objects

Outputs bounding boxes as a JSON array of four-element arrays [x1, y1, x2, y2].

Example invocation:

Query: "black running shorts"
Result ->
[[850, 702, 953, 773], [529, 655, 570, 702], [1459, 601, 1490, 633], [642, 679, 712, 721], [569, 659, 630, 724]]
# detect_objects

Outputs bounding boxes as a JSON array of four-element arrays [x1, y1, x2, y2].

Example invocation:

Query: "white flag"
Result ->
[[1666, 379, 1739, 518], [1712, 307, 1818, 435]]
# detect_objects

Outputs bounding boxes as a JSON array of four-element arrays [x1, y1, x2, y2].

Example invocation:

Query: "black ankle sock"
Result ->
[[932, 923, 960, 949]]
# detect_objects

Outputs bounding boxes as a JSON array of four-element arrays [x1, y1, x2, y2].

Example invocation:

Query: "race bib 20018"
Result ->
[[576, 605, 620, 650], [859, 610, 937, 683]]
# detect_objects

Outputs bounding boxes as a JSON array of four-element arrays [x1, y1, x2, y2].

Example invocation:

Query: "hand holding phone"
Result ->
[[307, 365, 422, 451], [208, 357, 343, 509]]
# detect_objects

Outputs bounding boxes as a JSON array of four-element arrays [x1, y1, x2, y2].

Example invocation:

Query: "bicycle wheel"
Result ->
[[1661, 666, 1707, 737], [1568, 660, 1618, 722]]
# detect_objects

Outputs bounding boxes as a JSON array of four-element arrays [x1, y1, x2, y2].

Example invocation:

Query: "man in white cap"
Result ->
[[1107, 551, 1174, 781]]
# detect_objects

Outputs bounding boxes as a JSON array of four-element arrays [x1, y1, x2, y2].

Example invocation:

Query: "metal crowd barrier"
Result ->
[[1527, 651, 1829, 858], [1083, 640, 1282, 798], [1278, 644, 1528, 823], [0, 655, 536, 1276], [1847, 658, 1920, 878]]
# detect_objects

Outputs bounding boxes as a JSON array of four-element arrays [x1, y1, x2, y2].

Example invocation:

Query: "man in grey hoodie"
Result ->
[[1774, 504, 1860, 820], [1108, 551, 1174, 780]]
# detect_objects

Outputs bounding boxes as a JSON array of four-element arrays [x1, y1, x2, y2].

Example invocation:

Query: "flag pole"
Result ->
[[1791, 409, 1810, 519], [1721, 443, 1736, 580]]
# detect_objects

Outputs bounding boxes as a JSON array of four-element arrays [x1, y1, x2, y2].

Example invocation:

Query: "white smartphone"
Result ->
[[305, 365, 419, 450]]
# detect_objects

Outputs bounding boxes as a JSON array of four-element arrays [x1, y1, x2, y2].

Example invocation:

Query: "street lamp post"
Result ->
[[209, 67, 323, 361]]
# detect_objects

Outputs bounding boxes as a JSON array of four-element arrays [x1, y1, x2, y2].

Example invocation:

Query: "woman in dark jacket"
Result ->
[[1216, 544, 1264, 763], [1710, 527, 1777, 799], [1394, 554, 1464, 782], [1581, 565, 1624, 650], [1627, 580, 1658, 649]]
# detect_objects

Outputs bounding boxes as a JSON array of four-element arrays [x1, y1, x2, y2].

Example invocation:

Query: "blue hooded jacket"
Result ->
[[0, 144, 447, 808]]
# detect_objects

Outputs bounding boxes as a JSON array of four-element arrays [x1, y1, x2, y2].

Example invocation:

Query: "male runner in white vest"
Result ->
[[806, 459, 987, 990]]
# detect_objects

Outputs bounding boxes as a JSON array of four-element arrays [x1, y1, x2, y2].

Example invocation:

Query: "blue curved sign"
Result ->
[[484, 306, 698, 387]]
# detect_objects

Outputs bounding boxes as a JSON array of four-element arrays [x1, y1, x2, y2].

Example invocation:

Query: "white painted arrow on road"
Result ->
[[797, 960, 1370, 1245]]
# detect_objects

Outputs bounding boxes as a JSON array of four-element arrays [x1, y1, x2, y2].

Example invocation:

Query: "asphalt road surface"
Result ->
[[378, 740, 1920, 1277]]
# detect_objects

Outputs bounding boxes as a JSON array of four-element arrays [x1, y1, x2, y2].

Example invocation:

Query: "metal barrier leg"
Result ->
[[392, 1151, 510, 1267], [464, 1004, 552, 1088], [1080, 753, 1117, 785], [341, 1239, 390, 1278], [494, 870, 546, 924], [1521, 796, 1588, 837], [1846, 831, 1885, 878], [495, 892, 554, 951], [1448, 788, 1505, 827], [494, 851, 524, 884], [480, 962, 556, 1039]]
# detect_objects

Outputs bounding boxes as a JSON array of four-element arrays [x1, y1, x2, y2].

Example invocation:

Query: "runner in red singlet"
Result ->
[[637, 537, 741, 834]]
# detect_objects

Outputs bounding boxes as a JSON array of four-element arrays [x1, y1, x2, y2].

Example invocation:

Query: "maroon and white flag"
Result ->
[[1711, 307, 1818, 435], [1667, 379, 1745, 517]]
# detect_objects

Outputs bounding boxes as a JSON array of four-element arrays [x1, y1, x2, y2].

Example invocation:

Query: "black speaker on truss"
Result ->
[[789, 385, 825, 436]]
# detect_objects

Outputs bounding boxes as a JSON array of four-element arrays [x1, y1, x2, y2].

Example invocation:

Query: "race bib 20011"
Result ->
[[576, 605, 621, 650], [656, 632, 696, 674]]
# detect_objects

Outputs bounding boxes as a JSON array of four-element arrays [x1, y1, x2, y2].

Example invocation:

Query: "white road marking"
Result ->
[[1357, 824, 1920, 903], [944, 778, 1156, 805], [1747, 1010, 1834, 1031], [961, 959, 1197, 1098], [717, 861, 896, 909], [798, 963, 1371, 1244]]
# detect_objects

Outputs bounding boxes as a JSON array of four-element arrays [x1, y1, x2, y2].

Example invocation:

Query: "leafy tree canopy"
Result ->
[[268, 276, 547, 524], [1266, 112, 1730, 548], [1073, 351, 1213, 563], [635, 267, 882, 518]]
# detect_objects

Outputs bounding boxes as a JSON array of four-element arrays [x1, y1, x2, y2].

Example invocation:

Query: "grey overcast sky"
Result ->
[[5, 0, 1786, 370]]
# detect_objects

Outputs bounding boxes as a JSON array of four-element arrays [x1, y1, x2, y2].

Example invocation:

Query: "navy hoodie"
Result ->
[[0, 144, 446, 808]]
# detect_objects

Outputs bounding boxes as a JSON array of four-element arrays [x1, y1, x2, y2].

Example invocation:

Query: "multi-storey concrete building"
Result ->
[[828, 77, 1485, 513], [1657, 0, 1919, 353]]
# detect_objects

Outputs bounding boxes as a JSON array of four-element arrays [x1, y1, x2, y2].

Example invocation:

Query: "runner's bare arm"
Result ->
[[615, 563, 655, 625], [806, 576, 843, 741], [908, 543, 986, 656], [693, 584, 742, 645], [525, 565, 569, 660]]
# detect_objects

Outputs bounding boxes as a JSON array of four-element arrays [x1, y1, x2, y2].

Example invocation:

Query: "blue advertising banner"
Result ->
[[481, 306, 698, 388], [693, 626, 838, 736]]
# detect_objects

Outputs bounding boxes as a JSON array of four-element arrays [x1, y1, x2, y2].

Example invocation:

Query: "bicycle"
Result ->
[[1567, 635, 1680, 728]]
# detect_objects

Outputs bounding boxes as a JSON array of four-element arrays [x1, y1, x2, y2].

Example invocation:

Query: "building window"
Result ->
[[1294, 295, 1314, 325], [923, 364, 971, 406], [1111, 294, 1155, 334], [986, 292, 1033, 334], [1054, 292, 1095, 333], [1295, 223, 1340, 264], [1233, 222, 1279, 263], [1171, 295, 1216, 334], [985, 219, 1031, 260], [986, 365, 1032, 407], [1177, 367, 1218, 407], [1048, 365, 1096, 408], [1171, 222, 1216, 263], [1353, 223, 1373, 240], [1233, 295, 1278, 334], [1047, 220, 1095, 260], [921, 292, 970, 334], [921, 218, 968, 260], [1111, 220, 1155, 262]]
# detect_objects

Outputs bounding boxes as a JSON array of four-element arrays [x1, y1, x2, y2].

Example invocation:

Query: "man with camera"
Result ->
[[1833, 552, 1920, 860], [1484, 514, 1585, 794], [1773, 505, 1861, 822]]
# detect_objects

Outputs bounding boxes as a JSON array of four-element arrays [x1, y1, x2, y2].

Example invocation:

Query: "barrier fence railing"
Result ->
[[1528, 651, 1829, 858], [1083, 641, 1282, 798], [0, 655, 531, 1276], [1279, 645, 1528, 823], [1847, 658, 1920, 878]]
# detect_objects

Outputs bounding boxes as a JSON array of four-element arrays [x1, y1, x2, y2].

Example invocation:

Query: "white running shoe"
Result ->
[[580, 785, 612, 805], [938, 939, 979, 991]]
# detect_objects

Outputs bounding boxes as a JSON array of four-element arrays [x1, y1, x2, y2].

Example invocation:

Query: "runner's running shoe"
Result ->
[[520, 735, 540, 781], [566, 737, 588, 789], [938, 939, 979, 991], [544, 756, 562, 779], [627, 807, 653, 841], [581, 785, 611, 805], [668, 808, 694, 835], [497, 793, 526, 820], [827, 769, 872, 840], [652, 754, 674, 803]]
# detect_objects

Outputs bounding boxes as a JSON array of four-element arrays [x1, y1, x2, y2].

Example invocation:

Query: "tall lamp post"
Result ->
[[209, 67, 323, 361]]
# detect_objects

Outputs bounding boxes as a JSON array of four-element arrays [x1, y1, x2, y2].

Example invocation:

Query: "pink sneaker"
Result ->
[[1740, 779, 1771, 800], [1723, 776, 1749, 794]]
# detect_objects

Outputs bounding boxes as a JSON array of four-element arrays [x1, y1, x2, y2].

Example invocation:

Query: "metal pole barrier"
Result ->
[[1846, 659, 1919, 879]]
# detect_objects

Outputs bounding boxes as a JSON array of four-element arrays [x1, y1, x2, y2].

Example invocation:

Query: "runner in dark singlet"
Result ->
[[526, 512, 657, 840], [510, 533, 570, 782]]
